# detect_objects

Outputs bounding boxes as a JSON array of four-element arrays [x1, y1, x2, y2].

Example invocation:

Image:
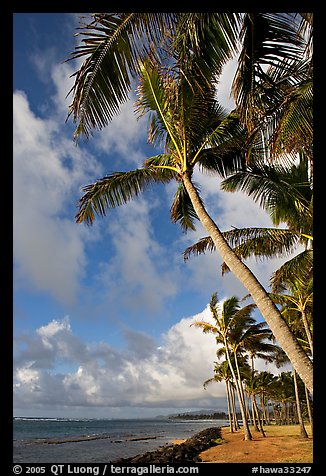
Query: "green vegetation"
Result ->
[[169, 411, 231, 420]]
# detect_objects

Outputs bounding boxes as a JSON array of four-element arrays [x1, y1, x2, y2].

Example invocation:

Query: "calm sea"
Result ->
[[13, 417, 227, 463]]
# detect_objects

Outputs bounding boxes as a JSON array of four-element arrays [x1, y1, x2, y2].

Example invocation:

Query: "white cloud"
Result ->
[[95, 198, 179, 315], [13, 307, 223, 412], [13, 90, 101, 303], [216, 56, 238, 111], [92, 95, 149, 167], [14, 302, 288, 415]]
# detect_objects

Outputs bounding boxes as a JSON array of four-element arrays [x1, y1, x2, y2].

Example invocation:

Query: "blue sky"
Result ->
[[13, 13, 290, 419]]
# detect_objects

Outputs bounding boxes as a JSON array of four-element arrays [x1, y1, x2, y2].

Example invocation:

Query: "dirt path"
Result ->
[[199, 425, 313, 463]]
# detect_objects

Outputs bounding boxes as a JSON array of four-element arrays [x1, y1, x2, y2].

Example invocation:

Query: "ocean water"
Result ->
[[13, 417, 227, 463]]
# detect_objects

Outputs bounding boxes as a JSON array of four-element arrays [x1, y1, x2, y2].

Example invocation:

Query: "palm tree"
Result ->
[[66, 12, 313, 391], [72, 55, 313, 393], [270, 277, 313, 358], [276, 371, 296, 425], [203, 360, 235, 433], [244, 371, 267, 435], [192, 293, 256, 440], [269, 278, 313, 436]]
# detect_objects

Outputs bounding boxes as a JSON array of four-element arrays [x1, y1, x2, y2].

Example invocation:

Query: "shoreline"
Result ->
[[112, 427, 222, 463]]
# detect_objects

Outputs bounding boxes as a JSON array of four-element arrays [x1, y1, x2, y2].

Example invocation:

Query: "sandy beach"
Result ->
[[197, 425, 313, 463]]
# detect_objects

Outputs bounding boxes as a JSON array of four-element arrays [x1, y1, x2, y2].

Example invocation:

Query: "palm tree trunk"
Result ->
[[182, 172, 313, 393], [260, 392, 268, 424], [233, 350, 251, 428], [230, 383, 240, 430], [304, 385, 313, 436], [225, 380, 234, 433], [224, 340, 252, 440], [301, 309, 313, 357], [251, 394, 260, 431], [252, 395, 266, 437], [293, 368, 308, 438]]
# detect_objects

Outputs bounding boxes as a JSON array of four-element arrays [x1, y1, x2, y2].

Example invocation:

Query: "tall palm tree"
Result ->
[[270, 277, 313, 358], [203, 360, 235, 433], [244, 370, 267, 435], [66, 12, 313, 392], [192, 292, 255, 440], [275, 371, 296, 425], [73, 56, 313, 393], [183, 152, 313, 369], [269, 276, 313, 436]]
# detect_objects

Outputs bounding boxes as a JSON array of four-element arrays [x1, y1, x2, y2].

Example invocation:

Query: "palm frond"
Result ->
[[66, 13, 177, 139], [183, 227, 302, 266], [232, 13, 304, 130], [195, 112, 248, 176], [183, 236, 215, 261], [220, 160, 312, 228], [190, 321, 219, 335], [170, 182, 199, 231], [171, 13, 241, 83], [135, 60, 184, 159], [203, 377, 218, 389], [270, 249, 313, 292], [76, 164, 176, 225], [269, 78, 313, 159]]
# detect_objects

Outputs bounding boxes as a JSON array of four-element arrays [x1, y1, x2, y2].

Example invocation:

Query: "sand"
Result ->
[[197, 424, 313, 463]]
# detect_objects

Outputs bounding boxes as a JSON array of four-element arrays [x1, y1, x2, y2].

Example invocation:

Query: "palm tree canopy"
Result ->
[[66, 12, 242, 140], [232, 13, 312, 161], [75, 60, 248, 230], [183, 151, 313, 288], [220, 153, 312, 232]]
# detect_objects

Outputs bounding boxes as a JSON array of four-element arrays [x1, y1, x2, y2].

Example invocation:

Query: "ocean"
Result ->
[[13, 417, 228, 463]]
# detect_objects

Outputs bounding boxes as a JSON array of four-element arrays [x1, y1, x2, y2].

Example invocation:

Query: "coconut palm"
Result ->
[[244, 371, 267, 435], [66, 13, 308, 140], [66, 14, 313, 390], [73, 54, 313, 392], [192, 292, 256, 440], [271, 277, 313, 357], [203, 360, 235, 433], [269, 277, 313, 436], [275, 371, 296, 425]]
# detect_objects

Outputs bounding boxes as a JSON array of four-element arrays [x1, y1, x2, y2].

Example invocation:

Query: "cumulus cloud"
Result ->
[[14, 305, 287, 416], [13, 307, 223, 413], [92, 96, 149, 167], [13, 90, 101, 303]]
